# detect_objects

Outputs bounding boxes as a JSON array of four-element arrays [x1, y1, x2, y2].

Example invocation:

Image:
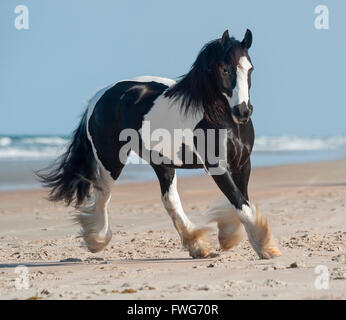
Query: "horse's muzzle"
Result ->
[[232, 102, 253, 125]]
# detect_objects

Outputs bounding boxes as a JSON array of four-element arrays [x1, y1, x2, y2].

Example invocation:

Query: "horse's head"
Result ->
[[165, 28, 254, 124], [217, 29, 253, 125]]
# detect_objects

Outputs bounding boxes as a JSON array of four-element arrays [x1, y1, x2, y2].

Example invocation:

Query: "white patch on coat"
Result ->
[[228, 56, 252, 107], [138, 90, 204, 167], [131, 75, 176, 86]]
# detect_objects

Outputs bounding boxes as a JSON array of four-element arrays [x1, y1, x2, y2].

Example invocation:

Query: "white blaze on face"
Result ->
[[229, 56, 252, 107]]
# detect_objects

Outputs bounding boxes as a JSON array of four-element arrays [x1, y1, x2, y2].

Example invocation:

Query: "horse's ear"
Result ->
[[221, 30, 229, 47], [241, 29, 252, 49]]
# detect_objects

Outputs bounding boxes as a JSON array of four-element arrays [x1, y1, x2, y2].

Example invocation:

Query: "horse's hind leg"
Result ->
[[152, 165, 210, 258], [75, 166, 122, 253]]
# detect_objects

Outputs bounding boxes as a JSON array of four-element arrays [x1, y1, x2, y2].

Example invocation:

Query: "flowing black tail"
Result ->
[[36, 110, 98, 207]]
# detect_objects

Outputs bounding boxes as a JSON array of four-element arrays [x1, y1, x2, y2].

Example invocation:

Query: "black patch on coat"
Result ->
[[88, 81, 168, 179]]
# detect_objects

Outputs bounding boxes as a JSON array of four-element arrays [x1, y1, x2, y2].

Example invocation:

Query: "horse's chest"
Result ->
[[227, 134, 251, 169]]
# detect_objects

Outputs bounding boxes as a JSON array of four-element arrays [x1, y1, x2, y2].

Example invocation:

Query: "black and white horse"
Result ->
[[38, 30, 281, 259]]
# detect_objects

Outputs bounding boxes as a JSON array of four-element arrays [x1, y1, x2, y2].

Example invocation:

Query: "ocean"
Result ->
[[0, 135, 346, 191]]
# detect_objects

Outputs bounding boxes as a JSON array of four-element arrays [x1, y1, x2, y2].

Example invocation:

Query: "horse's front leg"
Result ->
[[152, 165, 211, 258], [209, 166, 281, 259]]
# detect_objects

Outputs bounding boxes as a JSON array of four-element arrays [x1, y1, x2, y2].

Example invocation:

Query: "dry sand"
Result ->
[[0, 160, 345, 300]]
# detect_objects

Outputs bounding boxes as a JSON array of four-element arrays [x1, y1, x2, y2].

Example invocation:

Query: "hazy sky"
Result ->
[[1, 0, 345, 136]]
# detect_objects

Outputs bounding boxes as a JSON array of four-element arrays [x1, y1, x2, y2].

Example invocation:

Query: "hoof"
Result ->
[[85, 234, 112, 253], [189, 245, 211, 259], [80, 229, 112, 253], [260, 246, 282, 259], [182, 228, 212, 259], [74, 213, 112, 253]]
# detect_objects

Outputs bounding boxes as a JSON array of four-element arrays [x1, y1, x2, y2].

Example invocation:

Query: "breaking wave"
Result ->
[[0, 135, 345, 160], [254, 136, 346, 152]]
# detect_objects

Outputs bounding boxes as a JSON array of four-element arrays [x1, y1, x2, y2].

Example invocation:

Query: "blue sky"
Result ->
[[0, 0, 345, 136]]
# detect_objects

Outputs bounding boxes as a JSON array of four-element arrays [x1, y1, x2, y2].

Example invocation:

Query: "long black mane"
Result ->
[[165, 36, 240, 123]]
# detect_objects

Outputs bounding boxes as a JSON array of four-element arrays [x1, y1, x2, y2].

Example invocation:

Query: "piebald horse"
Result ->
[[38, 30, 281, 259]]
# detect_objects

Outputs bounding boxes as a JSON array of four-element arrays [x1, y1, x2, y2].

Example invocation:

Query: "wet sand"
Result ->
[[0, 160, 345, 300]]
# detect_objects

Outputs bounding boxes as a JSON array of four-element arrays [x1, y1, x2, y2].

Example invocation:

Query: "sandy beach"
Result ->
[[0, 160, 345, 300]]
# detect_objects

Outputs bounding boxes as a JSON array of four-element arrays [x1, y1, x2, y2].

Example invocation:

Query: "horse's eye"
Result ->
[[223, 68, 229, 74]]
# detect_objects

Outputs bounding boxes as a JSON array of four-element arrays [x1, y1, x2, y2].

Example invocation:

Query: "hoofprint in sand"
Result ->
[[0, 160, 345, 300]]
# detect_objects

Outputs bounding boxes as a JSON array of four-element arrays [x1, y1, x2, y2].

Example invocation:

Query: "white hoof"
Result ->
[[74, 213, 112, 253], [181, 228, 211, 259], [81, 229, 112, 253]]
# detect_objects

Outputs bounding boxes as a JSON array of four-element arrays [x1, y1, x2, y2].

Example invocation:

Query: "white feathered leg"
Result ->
[[162, 174, 211, 258], [239, 202, 281, 259], [205, 199, 245, 250], [205, 198, 281, 258], [75, 168, 113, 253]]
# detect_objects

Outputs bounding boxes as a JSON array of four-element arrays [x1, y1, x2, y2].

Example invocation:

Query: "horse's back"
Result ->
[[85, 76, 206, 170], [85, 76, 177, 172], [88, 76, 175, 130]]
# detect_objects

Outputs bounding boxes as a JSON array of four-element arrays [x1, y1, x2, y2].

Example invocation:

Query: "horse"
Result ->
[[37, 29, 281, 260]]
